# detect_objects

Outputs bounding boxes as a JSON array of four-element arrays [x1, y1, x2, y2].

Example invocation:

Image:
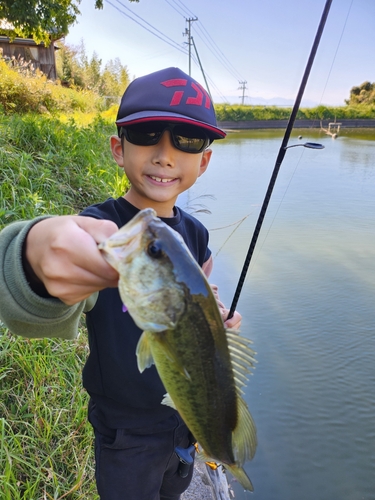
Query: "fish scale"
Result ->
[[156, 297, 237, 465]]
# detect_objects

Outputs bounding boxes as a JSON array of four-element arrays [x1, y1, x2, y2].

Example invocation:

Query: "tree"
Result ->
[[55, 40, 130, 101], [346, 81, 375, 106], [0, 0, 139, 46], [55, 40, 86, 87]]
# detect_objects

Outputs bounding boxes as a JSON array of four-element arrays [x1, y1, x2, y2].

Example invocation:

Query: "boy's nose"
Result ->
[[152, 130, 178, 167], [157, 130, 175, 151]]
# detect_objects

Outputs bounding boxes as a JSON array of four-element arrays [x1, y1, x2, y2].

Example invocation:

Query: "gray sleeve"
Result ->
[[0, 218, 96, 340]]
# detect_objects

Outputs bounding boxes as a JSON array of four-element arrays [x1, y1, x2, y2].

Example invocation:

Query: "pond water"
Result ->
[[179, 128, 375, 500]]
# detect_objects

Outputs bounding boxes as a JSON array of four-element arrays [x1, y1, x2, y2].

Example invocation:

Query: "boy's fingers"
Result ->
[[223, 310, 242, 330], [25, 216, 120, 303], [73, 216, 119, 244]]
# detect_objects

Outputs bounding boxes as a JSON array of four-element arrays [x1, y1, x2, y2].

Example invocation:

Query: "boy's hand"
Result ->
[[210, 284, 242, 330], [25, 216, 120, 305]]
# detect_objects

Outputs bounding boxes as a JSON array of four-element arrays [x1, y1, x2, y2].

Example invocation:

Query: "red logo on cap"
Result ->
[[161, 79, 211, 109]]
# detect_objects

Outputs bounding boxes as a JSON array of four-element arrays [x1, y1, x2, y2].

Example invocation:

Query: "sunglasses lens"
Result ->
[[122, 123, 209, 153], [124, 123, 163, 146], [173, 126, 208, 153]]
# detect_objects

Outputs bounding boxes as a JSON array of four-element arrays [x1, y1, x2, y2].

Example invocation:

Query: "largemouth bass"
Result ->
[[98, 208, 257, 490]]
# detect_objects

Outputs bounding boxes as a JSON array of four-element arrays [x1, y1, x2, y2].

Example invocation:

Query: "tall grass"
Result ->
[[0, 112, 129, 498], [0, 331, 98, 499], [0, 58, 102, 115], [0, 113, 129, 226]]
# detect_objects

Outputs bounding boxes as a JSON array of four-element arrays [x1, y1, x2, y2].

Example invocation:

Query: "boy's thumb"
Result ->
[[73, 216, 119, 244]]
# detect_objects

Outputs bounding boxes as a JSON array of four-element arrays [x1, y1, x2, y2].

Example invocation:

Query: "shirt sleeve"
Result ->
[[0, 218, 93, 340]]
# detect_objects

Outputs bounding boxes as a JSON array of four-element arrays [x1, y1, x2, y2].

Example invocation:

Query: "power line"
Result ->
[[171, 0, 197, 19], [194, 23, 245, 82], [164, 0, 246, 83], [106, 0, 188, 57], [106, 0, 238, 103], [163, 0, 188, 18]]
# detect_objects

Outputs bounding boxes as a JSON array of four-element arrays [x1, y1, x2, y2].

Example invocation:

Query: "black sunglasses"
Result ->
[[120, 122, 210, 154]]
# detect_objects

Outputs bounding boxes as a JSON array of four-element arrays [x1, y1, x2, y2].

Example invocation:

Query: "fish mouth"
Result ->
[[98, 208, 158, 263], [103, 208, 156, 246]]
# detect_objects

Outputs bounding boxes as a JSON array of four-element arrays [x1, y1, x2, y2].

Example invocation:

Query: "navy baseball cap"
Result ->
[[116, 67, 226, 140]]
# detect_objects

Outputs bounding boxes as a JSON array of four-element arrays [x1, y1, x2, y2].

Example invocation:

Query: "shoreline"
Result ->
[[217, 118, 375, 130]]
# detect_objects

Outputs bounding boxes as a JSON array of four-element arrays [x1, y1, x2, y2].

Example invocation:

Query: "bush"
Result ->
[[0, 58, 102, 115], [214, 103, 375, 121], [346, 81, 375, 105]]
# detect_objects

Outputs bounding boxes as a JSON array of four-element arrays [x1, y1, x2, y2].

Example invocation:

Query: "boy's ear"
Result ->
[[198, 148, 212, 177], [110, 135, 124, 167]]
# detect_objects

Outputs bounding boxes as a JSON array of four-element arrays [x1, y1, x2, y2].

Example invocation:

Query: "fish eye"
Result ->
[[147, 241, 164, 259]]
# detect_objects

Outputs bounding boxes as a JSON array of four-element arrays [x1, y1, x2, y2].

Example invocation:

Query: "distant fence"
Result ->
[[217, 119, 375, 130]]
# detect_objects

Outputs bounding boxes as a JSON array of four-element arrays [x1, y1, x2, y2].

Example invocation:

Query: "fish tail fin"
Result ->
[[225, 464, 254, 492]]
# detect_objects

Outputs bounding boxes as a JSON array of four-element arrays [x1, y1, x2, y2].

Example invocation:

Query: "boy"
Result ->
[[0, 67, 241, 499]]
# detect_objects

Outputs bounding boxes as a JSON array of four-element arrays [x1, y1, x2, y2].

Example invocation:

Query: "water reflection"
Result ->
[[180, 129, 375, 500]]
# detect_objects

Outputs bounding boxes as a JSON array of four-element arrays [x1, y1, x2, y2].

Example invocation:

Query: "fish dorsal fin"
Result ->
[[136, 331, 155, 373], [226, 329, 256, 393], [232, 395, 257, 465], [161, 392, 177, 409]]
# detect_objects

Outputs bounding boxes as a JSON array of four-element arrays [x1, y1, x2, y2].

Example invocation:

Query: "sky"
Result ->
[[64, 0, 375, 107]]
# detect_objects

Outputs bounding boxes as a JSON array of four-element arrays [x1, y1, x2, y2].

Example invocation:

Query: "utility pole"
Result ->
[[183, 17, 198, 76], [191, 36, 212, 100], [238, 80, 248, 105]]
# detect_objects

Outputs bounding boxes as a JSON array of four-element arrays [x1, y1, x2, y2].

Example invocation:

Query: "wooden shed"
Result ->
[[0, 35, 59, 80]]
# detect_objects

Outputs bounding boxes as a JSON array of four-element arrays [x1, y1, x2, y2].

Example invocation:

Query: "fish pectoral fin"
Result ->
[[161, 393, 176, 409], [232, 396, 257, 464], [157, 337, 191, 381], [136, 331, 155, 373]]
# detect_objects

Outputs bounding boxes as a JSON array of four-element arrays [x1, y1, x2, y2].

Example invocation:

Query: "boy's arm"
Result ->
[[202, 255, 242, 330], [0, 216, 118, 339]]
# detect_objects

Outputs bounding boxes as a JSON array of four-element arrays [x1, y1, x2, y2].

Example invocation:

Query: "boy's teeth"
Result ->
[[150, 176, 173, 183]]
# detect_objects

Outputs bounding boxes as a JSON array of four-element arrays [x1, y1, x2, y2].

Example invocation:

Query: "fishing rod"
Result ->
[[227, 0, 333, 320]]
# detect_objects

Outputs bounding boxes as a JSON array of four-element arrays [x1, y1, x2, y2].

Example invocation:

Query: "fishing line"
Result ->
[[227, 0, 333, 320], [316, 0, 354, 107], [212, 214, 250, 259], [242, 148, 307, 272]]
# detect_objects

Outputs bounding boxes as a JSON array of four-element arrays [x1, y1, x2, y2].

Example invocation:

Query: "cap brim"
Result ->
[[116, 110, 226, 140]]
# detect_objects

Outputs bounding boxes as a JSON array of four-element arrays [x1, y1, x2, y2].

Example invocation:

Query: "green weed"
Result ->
[[215, 103, 375, 121], [0, 58, 102, 116], [0, 330, 98, 499], [0, 113, 129, 227], [0, 111, 130, 497]]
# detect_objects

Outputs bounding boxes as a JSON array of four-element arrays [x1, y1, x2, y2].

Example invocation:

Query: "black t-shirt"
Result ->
[[80, 197, 211, 429]]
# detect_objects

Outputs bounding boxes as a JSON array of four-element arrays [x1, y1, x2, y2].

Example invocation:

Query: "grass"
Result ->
[[0, 329, 98, 499], [0, 113, 128, 226], [0, 111, 129, 498]]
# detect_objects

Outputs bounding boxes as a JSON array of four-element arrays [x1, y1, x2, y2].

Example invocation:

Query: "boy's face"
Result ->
[[110, 122, 212, 217]]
